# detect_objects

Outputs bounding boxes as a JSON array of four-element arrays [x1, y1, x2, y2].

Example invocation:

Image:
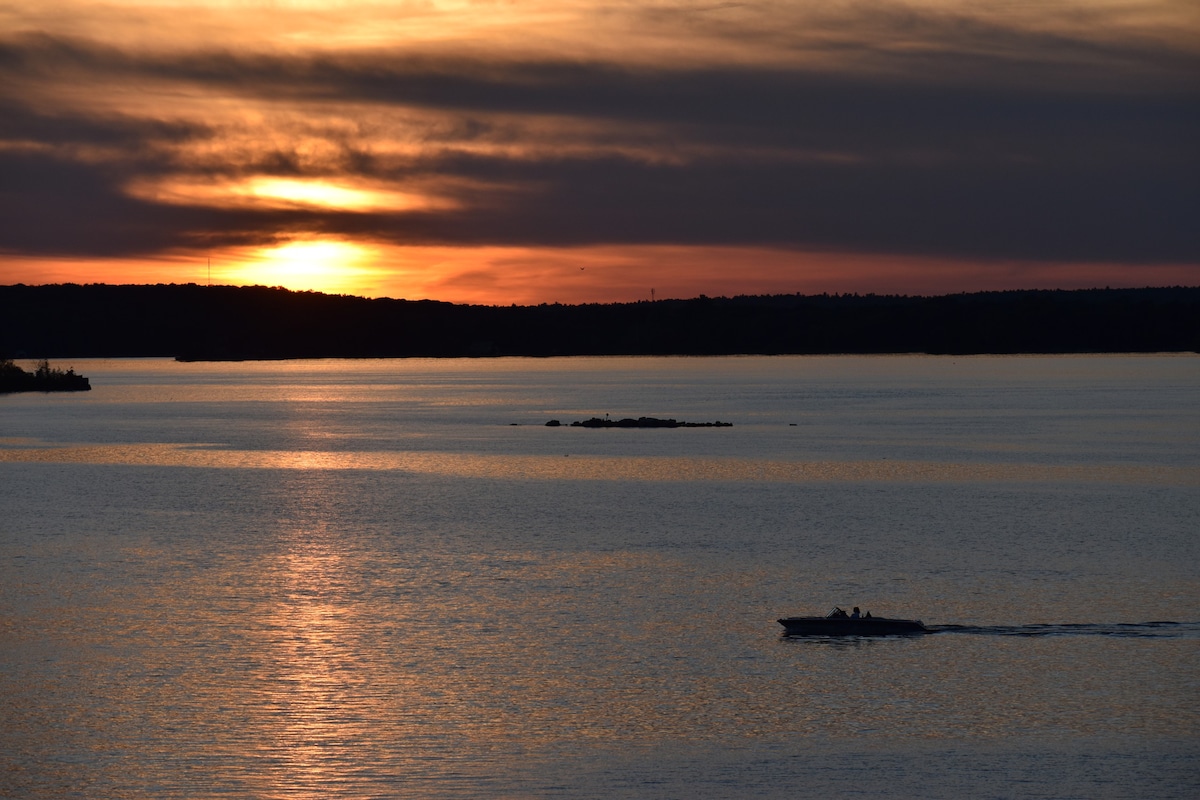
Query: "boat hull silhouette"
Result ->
[[778, 615, 929, 636]]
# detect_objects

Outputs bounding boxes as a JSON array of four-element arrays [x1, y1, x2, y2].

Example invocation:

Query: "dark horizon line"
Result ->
[[3, 283, 1198, 360], [5, 280, 1200, 308]]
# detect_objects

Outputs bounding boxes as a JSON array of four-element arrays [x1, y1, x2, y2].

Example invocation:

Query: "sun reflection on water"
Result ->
[[254, 527, 372, 797], [1, 441, 1195, 487]]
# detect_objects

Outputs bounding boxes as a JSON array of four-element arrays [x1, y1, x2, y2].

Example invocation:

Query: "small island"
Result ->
[[0, 359, 91, 393], [547, 416, 731, 428]]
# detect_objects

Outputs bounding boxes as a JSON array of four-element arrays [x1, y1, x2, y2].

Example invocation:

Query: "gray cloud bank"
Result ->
[[1, 24, 1197, 267]]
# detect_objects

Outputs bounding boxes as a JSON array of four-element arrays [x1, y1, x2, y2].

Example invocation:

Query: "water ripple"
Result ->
[[931, 621, 1199, 638]]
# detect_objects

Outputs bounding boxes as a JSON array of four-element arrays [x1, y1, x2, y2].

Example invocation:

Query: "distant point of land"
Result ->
[[0, 359, 91, 393], [1, 284, 1198, 359]]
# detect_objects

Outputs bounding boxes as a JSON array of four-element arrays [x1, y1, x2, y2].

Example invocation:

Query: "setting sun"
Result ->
[[220, 240, 382, 296]]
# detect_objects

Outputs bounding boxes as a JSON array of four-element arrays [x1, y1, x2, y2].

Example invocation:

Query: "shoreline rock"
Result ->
[[548, 416, 730, 428]]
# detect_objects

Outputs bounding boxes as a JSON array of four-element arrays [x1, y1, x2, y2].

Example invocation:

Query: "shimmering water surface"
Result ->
[[2, 356, 1198, 798]]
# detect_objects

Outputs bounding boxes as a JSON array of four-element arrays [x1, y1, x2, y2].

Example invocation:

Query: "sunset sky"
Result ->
[[2, 1, 1197, 304]]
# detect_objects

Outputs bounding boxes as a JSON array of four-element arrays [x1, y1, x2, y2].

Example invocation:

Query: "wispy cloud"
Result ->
[[1, 1, 1197, 300]]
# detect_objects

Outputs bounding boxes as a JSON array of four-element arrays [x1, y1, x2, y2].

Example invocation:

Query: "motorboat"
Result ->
[[778, 607, 929, 636]]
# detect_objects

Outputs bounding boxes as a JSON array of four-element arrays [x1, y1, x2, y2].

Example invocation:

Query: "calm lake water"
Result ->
[[2, 356, 1198, 798]]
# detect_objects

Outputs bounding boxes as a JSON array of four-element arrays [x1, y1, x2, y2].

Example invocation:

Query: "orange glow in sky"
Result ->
[[126, 176, 454, 215], [8, 246, 1199, 307], [1, 1, 1197, 302]]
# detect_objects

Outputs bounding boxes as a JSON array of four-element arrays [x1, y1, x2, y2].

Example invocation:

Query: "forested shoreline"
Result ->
[[1, 284, 1197, 360]]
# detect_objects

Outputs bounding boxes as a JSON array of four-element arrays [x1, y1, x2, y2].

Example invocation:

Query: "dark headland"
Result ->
[[1, 284, 1197, 360], [0, 358, 91, 393]]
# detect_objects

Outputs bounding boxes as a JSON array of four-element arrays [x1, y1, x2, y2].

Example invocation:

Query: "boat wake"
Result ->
[[928, 621, 1199, 639]]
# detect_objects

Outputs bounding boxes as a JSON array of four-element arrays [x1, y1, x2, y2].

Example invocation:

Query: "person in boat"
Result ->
[[850, 607, 861, 619]]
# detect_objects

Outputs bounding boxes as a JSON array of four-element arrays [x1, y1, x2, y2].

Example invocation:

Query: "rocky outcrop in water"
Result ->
[[550, 416, 730, 428]]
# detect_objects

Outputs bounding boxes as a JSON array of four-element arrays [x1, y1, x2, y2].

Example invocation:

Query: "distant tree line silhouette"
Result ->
[[1, 284, 1197, 360]]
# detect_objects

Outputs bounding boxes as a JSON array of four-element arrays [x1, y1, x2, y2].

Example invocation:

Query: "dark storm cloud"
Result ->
[[1, 29, 1197, 263], [319, 153, 1197, 263], [0, 98, 204, 152]]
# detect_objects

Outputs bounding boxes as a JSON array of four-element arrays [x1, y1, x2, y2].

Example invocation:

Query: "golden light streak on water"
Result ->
[[258, 529, 362, 798], [2, 441, 1196, 486]]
